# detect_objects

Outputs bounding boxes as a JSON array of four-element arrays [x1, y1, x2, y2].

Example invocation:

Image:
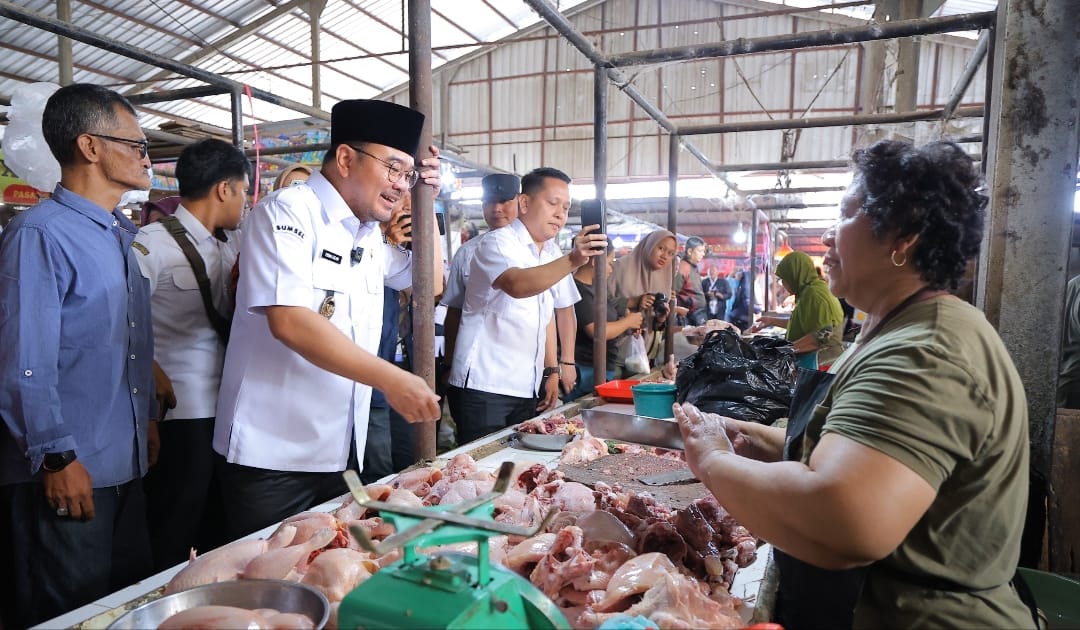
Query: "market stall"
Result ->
[[37, 396, 771, 630]]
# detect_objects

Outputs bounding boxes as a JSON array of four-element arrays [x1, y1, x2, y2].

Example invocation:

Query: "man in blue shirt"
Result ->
[[0, 84, 156, 629]]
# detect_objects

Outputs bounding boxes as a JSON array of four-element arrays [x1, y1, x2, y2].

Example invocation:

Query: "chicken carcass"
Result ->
[[243, 527, 336, 581], [591, 552, 681, 612], [529, 526, 594, 599], [551, 481, 597, 513], [584, 572, 742, 630], [389, 466, 443, 497], [559, 436, 609, 467], [165, 525, 298, 594], [301, 548, 376, 602], [504, 532, 556, 573], [158, 605, 270, 630]]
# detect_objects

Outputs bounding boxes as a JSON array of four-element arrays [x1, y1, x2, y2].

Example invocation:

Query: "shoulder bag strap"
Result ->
[[160, 215, 231, 343]]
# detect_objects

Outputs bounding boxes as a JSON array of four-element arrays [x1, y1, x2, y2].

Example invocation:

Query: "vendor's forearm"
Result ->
[[267, 305, 403, 392], [697, 451, 893, 570], [494, 256, 576, 299], [555, 306, 576, 363]]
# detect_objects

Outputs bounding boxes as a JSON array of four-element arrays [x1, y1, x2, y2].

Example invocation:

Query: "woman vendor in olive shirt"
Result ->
[[675, 140, 1034, 629]]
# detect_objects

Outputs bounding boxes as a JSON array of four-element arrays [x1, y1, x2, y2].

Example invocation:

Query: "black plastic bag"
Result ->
[[675, 328, 796, 424]]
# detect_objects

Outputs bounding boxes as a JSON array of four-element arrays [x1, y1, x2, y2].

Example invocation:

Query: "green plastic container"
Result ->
[[1017, 567, 1080, 630], [632, 383, 678, 418]]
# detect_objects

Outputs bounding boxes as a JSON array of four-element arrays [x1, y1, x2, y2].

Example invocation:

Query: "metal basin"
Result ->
[[108, 579, 330, 629]]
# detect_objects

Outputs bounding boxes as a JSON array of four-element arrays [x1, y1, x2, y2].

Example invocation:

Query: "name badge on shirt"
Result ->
[[321, 249, 343, 264], [319, 290, 336, 319]]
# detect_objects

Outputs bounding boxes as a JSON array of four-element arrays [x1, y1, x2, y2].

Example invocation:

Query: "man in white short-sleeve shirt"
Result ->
[[212, 99, 443, 538], [447, 167, 606, 444], [442, 173, 580, 413], [133, 139, 248, 569]]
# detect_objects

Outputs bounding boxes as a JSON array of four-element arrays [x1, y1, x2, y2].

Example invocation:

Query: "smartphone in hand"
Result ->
[[580, 199, 606, 250]]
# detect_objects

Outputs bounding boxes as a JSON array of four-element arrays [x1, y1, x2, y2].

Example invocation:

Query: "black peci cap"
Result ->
[[330, 99, 425, 155], [482, 173, 520, 203]]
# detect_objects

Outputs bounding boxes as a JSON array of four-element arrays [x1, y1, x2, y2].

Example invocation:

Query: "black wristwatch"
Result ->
[[542, 366, 560, 378], [42, 450, 77, 473]]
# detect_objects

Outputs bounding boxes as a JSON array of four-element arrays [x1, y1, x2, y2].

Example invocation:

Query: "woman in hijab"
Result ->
[[273, 163, 312, 190], [757, 250, 845, 369], [609, 229, 677, 371]]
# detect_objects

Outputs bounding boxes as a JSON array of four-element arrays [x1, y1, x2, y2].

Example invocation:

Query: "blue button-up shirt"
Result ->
[[0, 185, 155, 487]]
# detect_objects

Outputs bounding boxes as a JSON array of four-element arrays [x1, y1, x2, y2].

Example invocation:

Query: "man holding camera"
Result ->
[[448, 167, 606, 444]]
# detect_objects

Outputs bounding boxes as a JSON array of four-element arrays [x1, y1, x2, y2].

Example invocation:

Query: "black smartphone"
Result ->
[[580, 199, 606, 250]]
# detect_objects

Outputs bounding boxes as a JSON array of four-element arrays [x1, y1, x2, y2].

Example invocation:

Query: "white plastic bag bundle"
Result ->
[[624, 332, 651, 376], [3, 82, 61, 193]]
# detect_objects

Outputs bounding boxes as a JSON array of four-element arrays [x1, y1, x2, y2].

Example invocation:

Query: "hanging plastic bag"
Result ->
[[624, 333, 651, 376], [675, 328, 796, 424]]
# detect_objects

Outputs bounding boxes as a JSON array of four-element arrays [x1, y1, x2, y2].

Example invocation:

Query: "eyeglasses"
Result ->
[[348, 145, 419, 189], [89, 133, 149, 159]]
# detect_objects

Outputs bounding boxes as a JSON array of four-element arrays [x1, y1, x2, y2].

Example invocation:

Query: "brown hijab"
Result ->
[[610, 229, 676, 300]]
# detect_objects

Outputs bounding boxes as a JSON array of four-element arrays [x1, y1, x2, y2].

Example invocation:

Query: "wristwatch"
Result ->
[[542, 366, 560, 378], [42, 450, 77, 473]]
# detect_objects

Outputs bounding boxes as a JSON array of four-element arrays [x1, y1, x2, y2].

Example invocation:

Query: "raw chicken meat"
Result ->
[[584, 572, 742, 629], [592, 552, 681, 612], [277, 512, 337, 544], [301, 548, 375, 602], [551, 481, 598, 512], [389, 466, 443, 496], [165, 525, 298, 594], [559, 436, 609, 467], [442, 453, 479, 481], [504, 532, 556, 573], [385, 488, 425, 508], [243, 528, 336, 581], [158, 605, 268, 629], [529, 526, 594, 599]]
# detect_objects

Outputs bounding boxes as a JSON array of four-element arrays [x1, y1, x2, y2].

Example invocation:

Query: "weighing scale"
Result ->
[[336, 462, 571, 629]]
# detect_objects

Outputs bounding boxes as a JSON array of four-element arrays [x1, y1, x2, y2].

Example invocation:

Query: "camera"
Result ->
[[653, 292, 669, 317]]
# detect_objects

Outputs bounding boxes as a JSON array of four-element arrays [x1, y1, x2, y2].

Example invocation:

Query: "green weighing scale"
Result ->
[[337, 462, 571, 629]]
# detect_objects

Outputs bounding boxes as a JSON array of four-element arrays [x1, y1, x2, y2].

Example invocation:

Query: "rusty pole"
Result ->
[[665, 135, 678, 359], [592, 65, 608, 387], [408, 0, 436, 461]]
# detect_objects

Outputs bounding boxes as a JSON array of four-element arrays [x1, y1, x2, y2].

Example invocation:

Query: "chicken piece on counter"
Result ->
[[559, 435, 609, 467], [301, 548, 376, 602], [551, 481, 598, 513], [157, 605, 315, 630], [529, 526, 594, 599], [243, 527, 336, 581], [504, 532, 557, 573], [165, 525, 298, 594]]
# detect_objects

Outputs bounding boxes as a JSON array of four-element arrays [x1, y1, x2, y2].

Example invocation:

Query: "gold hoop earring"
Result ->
[[891, 250, 907, 267]]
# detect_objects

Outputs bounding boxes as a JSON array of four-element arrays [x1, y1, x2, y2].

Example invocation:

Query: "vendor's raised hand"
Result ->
[[384, 370, 442, 423], [568, 225, 608, 268], [416, 144, 442, 193], [537, 373, 561, 412]]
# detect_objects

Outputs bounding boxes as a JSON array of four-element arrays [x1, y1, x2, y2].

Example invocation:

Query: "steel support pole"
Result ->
[[665, 135, 679, 360], [55, 0, 72, 85], [679, 106, 984, 135], [408, 0, 436, 461], [976, 0, 1080, 500], [710, 159, 849, 172], [942, 30, 990, 122], [127, 85, 229, 105], [310, 0, 326, 109], [607, 11, 995, 67], [748, 200, 759, 320], [592, 65, 608, 387], [0, 1, 330, 121], [230, 90, 244, 149], [894, 1, 923, 113], [522, 0, 740, 194]]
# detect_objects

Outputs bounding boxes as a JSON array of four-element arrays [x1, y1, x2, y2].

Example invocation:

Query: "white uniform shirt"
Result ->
[[444, 234, 578, 310], [213, 171, 412, 472], [449, 219, 580, 398], [134, 205, 238, 420]]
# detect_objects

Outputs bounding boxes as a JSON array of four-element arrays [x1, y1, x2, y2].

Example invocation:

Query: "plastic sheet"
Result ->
[[675, 329, 796, 424], [2, 82, 61, 193]]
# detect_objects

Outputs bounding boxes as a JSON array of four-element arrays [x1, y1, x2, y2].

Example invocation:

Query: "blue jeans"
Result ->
[[566, 365, 616, 401]]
